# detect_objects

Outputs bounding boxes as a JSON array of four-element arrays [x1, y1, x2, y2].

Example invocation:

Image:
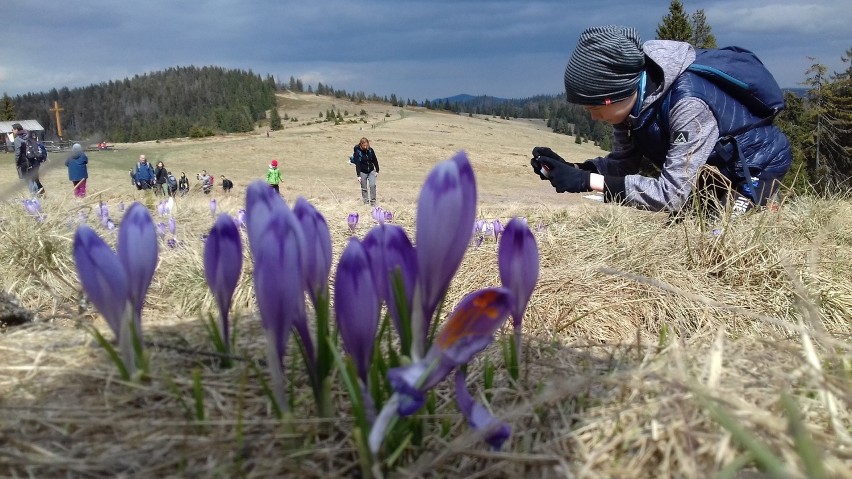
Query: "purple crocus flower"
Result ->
[[157, 201, 167, 217], [384, 210, 393, 222], [334, 237, 381, 383], [209, 198, 217, 215], [370, 287, 513, 453], [106, 219, 116, 230], [454, 369, 511, 450], [117, 202, 158, 331], [492, 219, 503, 241], [156, 222, 167, 239], [371, 206, 385, 223], [23, 199, 43, 222], [166, 238, 177, 249], [389, 287, 513, 415], [95, 201, 104, 218], [347, 212, 359, 233], [498, 218, 539, 331], [293, 197, 332, 303], [362, 224, 417, 342], [72, 225, 131, 338], [411, 151, 477, 358], [168, 217, 176, 235], [235, 209, 247, 229], [118, 201, 125, 212], [245, 181, 306, 362], [204, 214, 243, 348]]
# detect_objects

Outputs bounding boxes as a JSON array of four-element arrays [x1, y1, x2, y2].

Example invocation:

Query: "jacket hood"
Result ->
[[638, 40, 696, 113]]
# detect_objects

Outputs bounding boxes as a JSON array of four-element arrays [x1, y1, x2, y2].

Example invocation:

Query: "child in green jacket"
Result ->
[[266, 159, 282, 193]]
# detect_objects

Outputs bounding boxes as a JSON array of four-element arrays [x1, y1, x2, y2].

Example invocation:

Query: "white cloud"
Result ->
[[706, 2, 852, 34]]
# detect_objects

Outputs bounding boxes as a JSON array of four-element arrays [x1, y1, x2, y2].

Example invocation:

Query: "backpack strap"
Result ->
[[714, 136, 758, 203]]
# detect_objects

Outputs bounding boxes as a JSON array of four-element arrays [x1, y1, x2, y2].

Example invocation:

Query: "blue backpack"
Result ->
[[662, 46, 785, 133], [661, 46, 786, 201]]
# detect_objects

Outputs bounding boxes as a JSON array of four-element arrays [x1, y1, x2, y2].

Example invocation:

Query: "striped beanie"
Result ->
[[564, 26, 645, 105]]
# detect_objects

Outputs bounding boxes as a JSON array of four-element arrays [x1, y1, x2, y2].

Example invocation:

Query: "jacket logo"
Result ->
[[672, 131, 689, 144]]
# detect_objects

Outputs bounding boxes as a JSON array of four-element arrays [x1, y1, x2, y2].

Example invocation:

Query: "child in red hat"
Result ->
[[266, 159, 282, 193]]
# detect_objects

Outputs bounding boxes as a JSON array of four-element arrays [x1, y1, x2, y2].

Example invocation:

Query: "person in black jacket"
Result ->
[[221, 175, 234, 194], [352, 137, 380, 205], [154, 161, 169, 196], [178, 172, 190, 196], [11, 123, 45, 196]]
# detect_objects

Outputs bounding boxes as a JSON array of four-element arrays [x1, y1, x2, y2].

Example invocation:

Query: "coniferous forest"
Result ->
[[6, 66, 276, 143]]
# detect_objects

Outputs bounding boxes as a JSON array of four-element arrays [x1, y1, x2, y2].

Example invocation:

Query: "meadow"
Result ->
[[0, 92, 849, 478]]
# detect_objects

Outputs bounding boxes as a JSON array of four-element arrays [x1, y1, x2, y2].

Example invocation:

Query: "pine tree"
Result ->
[[656, 0, 693, 42], [269, 107, 282, 130], [820, 48, 852, 191], [690, 9, 717, 48], [1, 93, 15, 120]]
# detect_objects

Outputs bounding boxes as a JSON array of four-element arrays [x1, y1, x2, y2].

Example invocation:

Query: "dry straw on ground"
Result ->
[[0, 93, 850, 478]]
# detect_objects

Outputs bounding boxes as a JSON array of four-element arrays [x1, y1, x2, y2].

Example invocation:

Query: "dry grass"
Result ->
[[0, 92, 850, 478]]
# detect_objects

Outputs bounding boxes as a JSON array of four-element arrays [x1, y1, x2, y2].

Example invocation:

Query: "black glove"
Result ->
[[538, 157, 591, 193], [532, 147, 567, 164], [530, 156, 551, 180]]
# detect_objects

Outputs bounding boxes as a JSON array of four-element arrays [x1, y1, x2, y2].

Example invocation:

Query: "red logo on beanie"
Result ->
[[604, 98, 612, 106]]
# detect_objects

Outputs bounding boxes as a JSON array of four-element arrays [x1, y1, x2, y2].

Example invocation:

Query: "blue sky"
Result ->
[[2, 1, 849, 100]]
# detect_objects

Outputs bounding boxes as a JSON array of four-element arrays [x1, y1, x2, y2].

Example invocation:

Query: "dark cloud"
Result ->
[[1, 1, 848, 99]]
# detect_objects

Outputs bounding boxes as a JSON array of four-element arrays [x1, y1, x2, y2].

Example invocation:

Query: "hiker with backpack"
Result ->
[[132, 155, 155, 190], [166, 171, 178, 197], [11, 123, 46, 196], [530, 26, 791, 217], [65, 143, 89, 198]]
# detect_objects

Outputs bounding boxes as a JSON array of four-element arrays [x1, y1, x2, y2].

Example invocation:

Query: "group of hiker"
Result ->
[[129, 155, 233, 197]]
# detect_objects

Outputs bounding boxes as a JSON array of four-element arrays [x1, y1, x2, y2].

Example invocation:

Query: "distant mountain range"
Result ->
[[436, 87, 810, 105]]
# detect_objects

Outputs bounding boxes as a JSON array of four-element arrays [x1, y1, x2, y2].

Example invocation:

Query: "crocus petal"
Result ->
[[334, 238, 381, 382], [210, 199, 217, 214], [117, 202, 158, 320], [389, 287, 512, 415], [204, 214, 243, 345], [454, 370, 511, 450], [246, 181, 306, 360], [413, 151, 477, 352], [498, 218, 539, 329], [347, 212, 359, 233], [73, 226, 130, 338], [362, 224, 417, 339], [156, 222, 167, 239], [245, 181, 289, 258], [293, 197, 332, 302], [492, 219, 503, 241], [371, 207, 385, 223]]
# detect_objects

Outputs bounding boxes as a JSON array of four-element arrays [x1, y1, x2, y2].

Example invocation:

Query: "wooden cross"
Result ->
[[49, 100, 64, 138]]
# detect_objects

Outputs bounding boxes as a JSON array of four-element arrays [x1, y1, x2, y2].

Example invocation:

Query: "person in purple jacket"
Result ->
[[531, 25, 791, 217]]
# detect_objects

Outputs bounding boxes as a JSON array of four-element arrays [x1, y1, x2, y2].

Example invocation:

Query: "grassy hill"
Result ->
[[0, 92, 849, 478]]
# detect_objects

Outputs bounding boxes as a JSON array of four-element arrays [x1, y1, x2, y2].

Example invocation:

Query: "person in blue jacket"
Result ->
[[65, 143, 89, 198], [531, 25, 791, 217], [132, 154, 155, 190]]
